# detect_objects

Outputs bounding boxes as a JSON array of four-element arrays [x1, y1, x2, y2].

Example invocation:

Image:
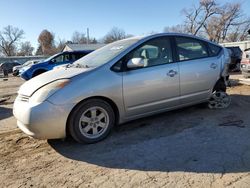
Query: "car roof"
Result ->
[[132, 32, 222, 47], [63, 50, 94, 54]]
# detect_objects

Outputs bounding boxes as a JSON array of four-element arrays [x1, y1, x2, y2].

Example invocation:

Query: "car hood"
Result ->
[[13, 65, 22, 70], [18, 67, 91, 96]]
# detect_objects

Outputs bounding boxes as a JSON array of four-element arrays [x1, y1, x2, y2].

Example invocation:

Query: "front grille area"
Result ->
[[17, 94, 30, 102]]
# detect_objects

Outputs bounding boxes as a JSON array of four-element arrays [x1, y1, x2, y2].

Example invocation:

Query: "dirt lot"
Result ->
[[1, 76, 250, 187]]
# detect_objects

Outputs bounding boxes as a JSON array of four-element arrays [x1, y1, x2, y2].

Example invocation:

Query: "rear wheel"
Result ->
[[208, 80, 231, 109], [69, 99, 115, 144], [208, 92, 231, 109]]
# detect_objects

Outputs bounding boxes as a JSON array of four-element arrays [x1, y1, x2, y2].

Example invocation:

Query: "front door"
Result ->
[[122, 37, 180, 118]]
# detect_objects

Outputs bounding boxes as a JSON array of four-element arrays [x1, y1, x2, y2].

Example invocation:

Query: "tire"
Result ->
[[32, 70, 46, 78], [68, 99, 115, 144], [208, 80, 230, 109], [12, 70, 19, 76]]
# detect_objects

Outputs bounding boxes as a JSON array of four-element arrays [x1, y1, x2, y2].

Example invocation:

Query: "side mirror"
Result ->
[[127, 58, 145, 69]]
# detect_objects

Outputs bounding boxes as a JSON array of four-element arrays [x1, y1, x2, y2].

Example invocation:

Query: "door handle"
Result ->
[[167, 70, 177, 77], [210, 63, 217, 69]]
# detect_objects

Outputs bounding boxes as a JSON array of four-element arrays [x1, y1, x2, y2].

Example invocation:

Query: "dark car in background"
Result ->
[[226, 46, 242, 72], [20, 50, 93, 80], [0, 62, 21, 77]]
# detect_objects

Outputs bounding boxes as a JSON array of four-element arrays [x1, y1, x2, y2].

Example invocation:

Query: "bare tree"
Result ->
[[35, 45, 43, 55], [167, 0, 250, 42], [71, 31, 98, 44], [72, 31, 87, 44], [220, 3, 242, 41], [18, 41, 34, 56], [103, 27, 126, 44], [164, 24, 188, 33], [90, 38, 98, 44], [182, 0, 218, 35], [225, 18, 250, 42], [38, 29, 56, 55], [0, 25, 24, 56], [204, 2, 250, 42], [56, 38, 66, 52]]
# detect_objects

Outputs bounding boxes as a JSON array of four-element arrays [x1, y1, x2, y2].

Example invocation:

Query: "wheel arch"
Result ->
[[66, 96, 120, 137], [213, 77, 226, 92]]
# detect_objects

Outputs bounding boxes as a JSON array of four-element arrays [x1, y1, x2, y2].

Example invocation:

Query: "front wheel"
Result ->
[[69, 99, 115, 144]]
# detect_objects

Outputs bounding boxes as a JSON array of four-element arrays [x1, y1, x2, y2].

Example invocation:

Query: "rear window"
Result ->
[[208, 43, 221, 56]]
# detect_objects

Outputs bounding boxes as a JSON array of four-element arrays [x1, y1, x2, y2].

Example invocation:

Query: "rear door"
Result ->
[[175, 36, 220, 104], [122, 37, 180, 117]]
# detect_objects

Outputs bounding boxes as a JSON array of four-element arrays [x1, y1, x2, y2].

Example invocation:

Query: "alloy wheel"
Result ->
[[208, 91, 231, 109], [78, 106, 109, 139]]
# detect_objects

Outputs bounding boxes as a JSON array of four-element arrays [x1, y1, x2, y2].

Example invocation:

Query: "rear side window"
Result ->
[[176, 37, 208, 61], [208, 43, 221, 56]]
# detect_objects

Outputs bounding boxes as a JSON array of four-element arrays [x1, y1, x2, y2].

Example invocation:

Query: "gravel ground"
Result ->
[[1, 76, 250, 187]]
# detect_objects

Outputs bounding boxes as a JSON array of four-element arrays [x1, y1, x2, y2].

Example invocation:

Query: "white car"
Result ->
[[13, 60, 42, 76]]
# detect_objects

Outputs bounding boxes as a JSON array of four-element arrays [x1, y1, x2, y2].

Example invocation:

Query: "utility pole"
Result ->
[[87, 28, 90, 44]]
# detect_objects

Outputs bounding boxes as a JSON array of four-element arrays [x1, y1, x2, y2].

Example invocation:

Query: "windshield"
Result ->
[[73, 38, 140, 67], [44, 53, 61, 62], [23, 60, 35, 66]]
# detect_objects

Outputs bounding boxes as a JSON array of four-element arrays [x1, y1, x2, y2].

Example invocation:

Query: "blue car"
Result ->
[[20, 50, 92, 80]]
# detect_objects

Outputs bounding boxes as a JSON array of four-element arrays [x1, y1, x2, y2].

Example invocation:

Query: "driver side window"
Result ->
[[126, 37, 173, 69], [52, 54, 64, 63]]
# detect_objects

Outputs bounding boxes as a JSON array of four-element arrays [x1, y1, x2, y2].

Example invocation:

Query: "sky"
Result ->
[[0, 0, 249, 50]]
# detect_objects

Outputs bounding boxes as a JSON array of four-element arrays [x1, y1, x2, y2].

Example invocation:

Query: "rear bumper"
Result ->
[[13, 98, 74, 139]]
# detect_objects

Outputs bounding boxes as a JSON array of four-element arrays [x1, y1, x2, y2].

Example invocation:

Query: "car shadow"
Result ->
[[48, 94, 250, 173], [0, 106, 13, 120]]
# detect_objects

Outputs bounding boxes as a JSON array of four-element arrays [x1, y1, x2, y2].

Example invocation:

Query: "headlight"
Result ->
[[30, 79, 70, 103]]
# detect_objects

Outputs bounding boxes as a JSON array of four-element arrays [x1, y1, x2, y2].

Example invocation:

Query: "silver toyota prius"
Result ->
[[13, 33, 230, 143]]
